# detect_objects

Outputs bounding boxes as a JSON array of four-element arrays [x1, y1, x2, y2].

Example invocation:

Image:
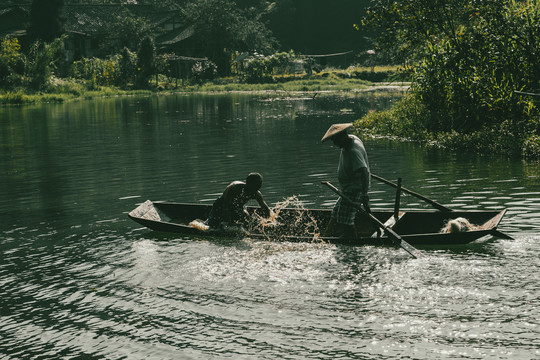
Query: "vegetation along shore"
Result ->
[[0, 0, 538, 158], [356, 0, 539, 159], [0, 66, 407, 105]]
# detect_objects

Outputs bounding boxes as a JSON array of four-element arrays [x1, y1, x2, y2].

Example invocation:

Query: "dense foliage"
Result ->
[[102, 10, 152, 55], [0, 37, 25, 86], [181, 0, 277, 76], [2, 1, 375, 85], [70, 56, 122, 87], [359, 0, 540, 158], [26, 37, 65, 90], [238, 51, 295, 83], [56, 0, 372, 56], [136, 36, 156, 88], [0, 35, 64, 90]]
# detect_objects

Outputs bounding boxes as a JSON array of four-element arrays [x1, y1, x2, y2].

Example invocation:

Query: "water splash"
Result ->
[[247, 196, 324, 243]]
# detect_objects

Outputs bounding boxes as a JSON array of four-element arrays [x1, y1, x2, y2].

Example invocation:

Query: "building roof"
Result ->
[[0, 4, 184, 37], [158, 25, 195, 46], [63, 5, 178, 36]]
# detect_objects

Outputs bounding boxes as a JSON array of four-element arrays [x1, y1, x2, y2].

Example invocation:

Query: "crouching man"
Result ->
[[206, 172, 271, 229]]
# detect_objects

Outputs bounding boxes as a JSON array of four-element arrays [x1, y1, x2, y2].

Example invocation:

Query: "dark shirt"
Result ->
[[206, 181, 270, 228]]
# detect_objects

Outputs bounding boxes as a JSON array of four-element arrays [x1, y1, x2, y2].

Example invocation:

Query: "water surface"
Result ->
[[1, 93, 539, 359]]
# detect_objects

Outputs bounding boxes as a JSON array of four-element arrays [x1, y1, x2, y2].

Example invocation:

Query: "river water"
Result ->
[[1, 93, 539, 359]]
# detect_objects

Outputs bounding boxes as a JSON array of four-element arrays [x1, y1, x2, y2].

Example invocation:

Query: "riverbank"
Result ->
[[356, 93, 540, 159], [0, 66, 407, 105], [6, 64, 536, 159]]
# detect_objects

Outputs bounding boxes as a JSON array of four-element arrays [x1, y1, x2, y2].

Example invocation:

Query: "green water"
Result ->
[[1, 93, 539, 359]]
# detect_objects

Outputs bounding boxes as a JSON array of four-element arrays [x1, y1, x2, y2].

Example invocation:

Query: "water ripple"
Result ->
[[1, 95, 539, 359]]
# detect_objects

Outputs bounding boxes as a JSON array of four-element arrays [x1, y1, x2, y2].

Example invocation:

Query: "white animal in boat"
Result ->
[[440, 217, 477, 233]]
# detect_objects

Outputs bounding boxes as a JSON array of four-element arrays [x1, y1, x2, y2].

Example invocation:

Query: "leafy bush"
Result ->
[[136, 36, 155, 88], [358, 94, 428, 141], [240, 51, 296, 84], [0, 36, 25, 87], [0, 36, 23, 69], [0, 90, 26, 104], [361, 0, 540, 158], [119, 47, 137, 86], [522, 135, 540, 159], [25, 37, 64, 90], [242, 54, 274, 83], [191, 60, 218, 83], [70, 56, 121, 87], [358, 93, 540, 158]]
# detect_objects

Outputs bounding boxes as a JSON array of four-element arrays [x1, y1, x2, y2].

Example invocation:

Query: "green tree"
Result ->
[[136, 36, 156, 88], [25, 37, 65, 90], [182, 0, 276, 75], [119, 47, 137, 86], [29, 0, 65, 43], [0, 36, 25, 87], [0, 37, 24, 70], [361, 0, 540, 157], [102, 9, 152, 54]]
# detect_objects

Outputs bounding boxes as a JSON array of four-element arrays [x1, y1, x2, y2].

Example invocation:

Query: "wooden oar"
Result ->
[[371, 173, 452, 212], [322, 181, 424, 259]]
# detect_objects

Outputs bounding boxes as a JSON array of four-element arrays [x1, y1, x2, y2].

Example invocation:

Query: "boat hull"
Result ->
[[128, 200, 508, 246]]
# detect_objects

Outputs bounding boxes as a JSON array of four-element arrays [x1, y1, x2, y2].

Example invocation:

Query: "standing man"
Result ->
[[321, 123, 371, 238]]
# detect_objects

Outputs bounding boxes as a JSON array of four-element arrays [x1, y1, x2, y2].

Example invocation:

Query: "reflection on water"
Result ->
[[0, 93, 539, 359]]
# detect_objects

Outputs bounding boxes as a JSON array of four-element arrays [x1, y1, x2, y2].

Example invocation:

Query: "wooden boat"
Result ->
[[128, 200, 509, 246]]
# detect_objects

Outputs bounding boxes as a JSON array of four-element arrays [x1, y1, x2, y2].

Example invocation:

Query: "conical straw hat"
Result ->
[[321, 123, 353, 142]]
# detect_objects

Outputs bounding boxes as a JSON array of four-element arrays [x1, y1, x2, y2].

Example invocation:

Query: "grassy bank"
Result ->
[[0, 77, 152, 105], [0, 66, 406, 105], [356, 94, 540, 159], [170, 65, 408, 93]]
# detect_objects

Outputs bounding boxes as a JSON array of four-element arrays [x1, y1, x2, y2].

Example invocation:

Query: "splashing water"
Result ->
[[247, 196, 324, 243]]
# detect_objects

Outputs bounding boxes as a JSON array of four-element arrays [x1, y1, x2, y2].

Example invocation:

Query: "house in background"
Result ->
[[0, 6, 30, 43], [62, 4, 190, 62], [0, 4, 201, 63]]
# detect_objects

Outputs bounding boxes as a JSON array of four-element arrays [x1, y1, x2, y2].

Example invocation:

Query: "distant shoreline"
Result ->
[[0, 67, 408, 105], [0, 82, 409, 106]]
